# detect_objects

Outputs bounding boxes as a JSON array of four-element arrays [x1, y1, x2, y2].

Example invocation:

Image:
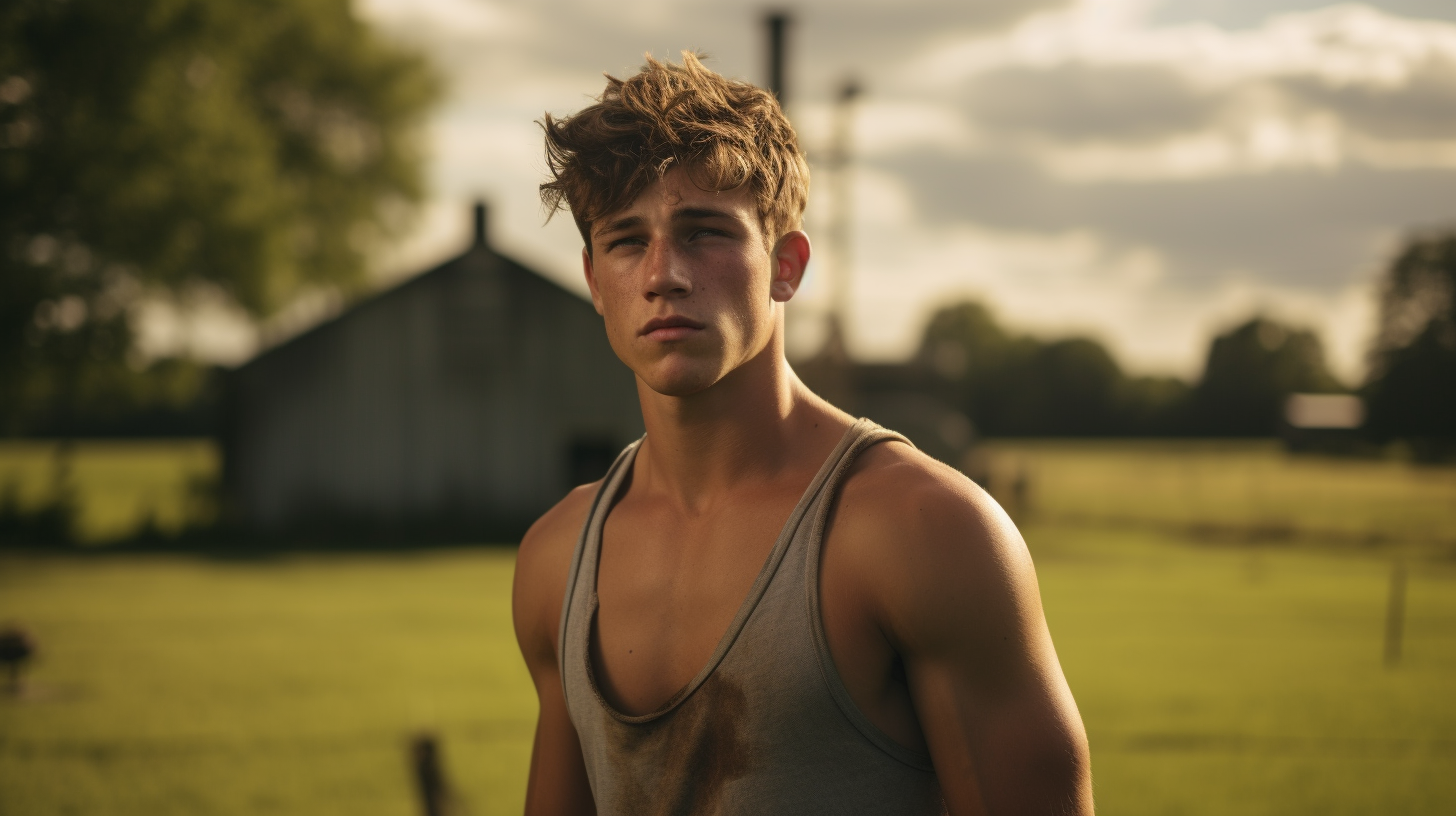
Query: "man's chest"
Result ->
[[589, 492, 796, 715]]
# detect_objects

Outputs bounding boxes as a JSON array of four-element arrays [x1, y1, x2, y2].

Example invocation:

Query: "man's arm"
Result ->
[[841, 448, 1093, 815], [512, 485, 598, 816]]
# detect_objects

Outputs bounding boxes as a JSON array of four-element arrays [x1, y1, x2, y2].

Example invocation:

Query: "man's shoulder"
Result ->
[[831, 438, 1033, 629], [520, 481, 599, 565], [838, 438, 1013, 553], [513, 482, 600, 665]]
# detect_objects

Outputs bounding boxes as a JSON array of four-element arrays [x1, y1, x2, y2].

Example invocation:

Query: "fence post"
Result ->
[[411, 732, 450, 816]]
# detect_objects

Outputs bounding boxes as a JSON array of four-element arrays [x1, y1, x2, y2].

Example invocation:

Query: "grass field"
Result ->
[[2, 440, 1455, 815], [978, 439, 1456, 551], [0, 440, 217, 543], [0, 550, 535, 816]]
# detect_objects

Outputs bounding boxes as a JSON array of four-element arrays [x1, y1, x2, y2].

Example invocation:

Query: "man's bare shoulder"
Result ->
[[513, 482, 599, 670], [836, 439, 1023, 564], [832, 440, 1037, 649]]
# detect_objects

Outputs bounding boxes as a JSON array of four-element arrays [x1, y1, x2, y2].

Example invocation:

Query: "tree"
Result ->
[[917, 301, 1037, 435], [1363, 229, 1456, 457], [0, 0, 438, 432], [1190, 317, 1343, 435], [916, 300, 1189, 436]]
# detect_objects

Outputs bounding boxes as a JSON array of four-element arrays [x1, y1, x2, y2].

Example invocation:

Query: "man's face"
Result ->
[[583, 167, 804, 398]]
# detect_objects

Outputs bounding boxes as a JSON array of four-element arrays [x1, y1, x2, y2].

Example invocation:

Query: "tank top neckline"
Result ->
[[577, 417, 876, 725]]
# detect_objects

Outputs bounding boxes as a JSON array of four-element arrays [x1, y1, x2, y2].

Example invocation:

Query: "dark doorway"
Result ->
[[568, 438, 620, 488]]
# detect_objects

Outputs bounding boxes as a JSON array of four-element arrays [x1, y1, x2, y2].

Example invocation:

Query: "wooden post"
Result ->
[[411, 732, 450, 816], [764, 13, 790, 104], [0, 626, 36, 697], [1384, 562, 1407, 668]]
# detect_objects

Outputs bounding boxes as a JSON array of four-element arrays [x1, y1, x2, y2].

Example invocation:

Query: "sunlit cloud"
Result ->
[[335, 0, 1456, 385], [903, 2, 1456, 179]]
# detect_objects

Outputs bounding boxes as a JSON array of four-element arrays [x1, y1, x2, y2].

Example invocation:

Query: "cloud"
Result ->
[[337, 0, 1456, 384], [905, 3, 1456, 179], [963, 64, 1218, 142], [810, 168, 1378, 382], [1277, 57, 1456, 140], [354, 0, 529, 38]]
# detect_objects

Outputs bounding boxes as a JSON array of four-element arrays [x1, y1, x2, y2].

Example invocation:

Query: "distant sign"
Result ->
[[1284, 393, 1364, 430]]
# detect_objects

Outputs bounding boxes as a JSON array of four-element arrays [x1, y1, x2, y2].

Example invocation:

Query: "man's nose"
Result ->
[[643, 240, 692, 300]]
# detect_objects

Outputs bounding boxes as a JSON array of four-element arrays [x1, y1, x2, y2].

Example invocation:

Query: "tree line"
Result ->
[[908, 228, 1456, 454], [3, 0, 1452, 455]]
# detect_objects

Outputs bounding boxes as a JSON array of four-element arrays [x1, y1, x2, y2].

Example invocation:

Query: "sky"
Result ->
[[179, 0, 1456, 383]]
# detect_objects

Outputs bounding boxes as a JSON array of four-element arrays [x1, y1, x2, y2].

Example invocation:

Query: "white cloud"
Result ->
[[804, 169, 1378, 383], [314, 0, 1450, 387], [906, 2, 1456, 180], [353, 0, 528, 38], [915, 2, 1456, 85]]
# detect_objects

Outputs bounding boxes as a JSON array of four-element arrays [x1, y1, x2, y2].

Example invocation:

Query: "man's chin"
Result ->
[[636, 363, 725, 399]]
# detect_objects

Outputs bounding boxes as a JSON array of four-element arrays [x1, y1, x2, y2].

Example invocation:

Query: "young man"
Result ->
[[513, 54, 1092, 815]]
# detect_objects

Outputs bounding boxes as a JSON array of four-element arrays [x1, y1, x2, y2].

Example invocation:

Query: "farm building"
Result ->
[[222, 204, 643, 538]]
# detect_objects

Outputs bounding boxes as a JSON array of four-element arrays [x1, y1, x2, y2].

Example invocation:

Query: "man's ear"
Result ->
[[770, 231, 811, 303], [582, 246, 605, 315]]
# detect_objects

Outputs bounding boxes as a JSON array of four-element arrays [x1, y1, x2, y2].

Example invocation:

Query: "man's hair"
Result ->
[[540, 52, 809, 252]]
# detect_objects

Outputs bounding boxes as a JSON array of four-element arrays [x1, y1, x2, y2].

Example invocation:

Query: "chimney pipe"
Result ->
[[765, 12, 791, 105], [473, 201, 487, 248]]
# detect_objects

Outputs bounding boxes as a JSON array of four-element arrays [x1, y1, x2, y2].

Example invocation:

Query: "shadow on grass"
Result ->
[[0, 495, 525, 559]]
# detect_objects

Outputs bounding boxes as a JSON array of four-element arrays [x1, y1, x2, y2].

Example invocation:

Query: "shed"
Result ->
[[221, 204, 643, 539]]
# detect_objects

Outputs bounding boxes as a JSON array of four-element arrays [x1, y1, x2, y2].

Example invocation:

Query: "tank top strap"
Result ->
[[557, 436, 642, 683], [797, 420, 934, 770]]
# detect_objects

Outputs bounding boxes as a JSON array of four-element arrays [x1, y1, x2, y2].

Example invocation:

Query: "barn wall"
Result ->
[[224, 247, 642, 537]]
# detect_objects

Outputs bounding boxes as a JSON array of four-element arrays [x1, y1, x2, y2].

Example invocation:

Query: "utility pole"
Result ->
[[764, 12, 791, 105], [826, 78, 862, 346]]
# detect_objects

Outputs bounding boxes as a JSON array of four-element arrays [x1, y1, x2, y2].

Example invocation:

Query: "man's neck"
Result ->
[[632, 335, 848, 512]]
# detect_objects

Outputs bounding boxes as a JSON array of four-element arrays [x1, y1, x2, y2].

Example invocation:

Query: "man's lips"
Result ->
[[639, 315, 706, 341]]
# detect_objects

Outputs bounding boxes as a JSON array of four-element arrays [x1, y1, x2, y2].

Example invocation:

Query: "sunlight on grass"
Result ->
[[2, 440, 1455, 814], [0, 440, 217, 543], [0, 550, 534, 816], [981, 440, 1456, 548], [3, 535, 1454, 814]]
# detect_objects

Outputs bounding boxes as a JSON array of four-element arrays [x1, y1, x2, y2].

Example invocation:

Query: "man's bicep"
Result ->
[[513, 485, 595, 675], [524, 663, 596, 816], [513, 488, 597, 814], [890, 499, 1091, 815]]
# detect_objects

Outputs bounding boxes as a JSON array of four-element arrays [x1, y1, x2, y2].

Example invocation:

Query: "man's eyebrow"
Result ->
[[595, 214, 644, 237], [673, 207, 736, 222]]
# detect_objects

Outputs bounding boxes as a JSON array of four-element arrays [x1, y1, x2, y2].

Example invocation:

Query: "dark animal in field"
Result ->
[[0, 624, 36, 696]]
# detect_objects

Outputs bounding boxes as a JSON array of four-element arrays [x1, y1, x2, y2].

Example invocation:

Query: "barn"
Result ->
[[221, 204, 643, 539]]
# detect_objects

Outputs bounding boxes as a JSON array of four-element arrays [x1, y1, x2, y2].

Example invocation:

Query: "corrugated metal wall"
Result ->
[[223, 245, 642, 536]]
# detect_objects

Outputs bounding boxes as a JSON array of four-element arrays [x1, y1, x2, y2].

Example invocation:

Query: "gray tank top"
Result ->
[[558, 418, 944, 815]]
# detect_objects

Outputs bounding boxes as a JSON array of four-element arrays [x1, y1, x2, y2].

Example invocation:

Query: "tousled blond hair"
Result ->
[[540, 52, 809, 252]]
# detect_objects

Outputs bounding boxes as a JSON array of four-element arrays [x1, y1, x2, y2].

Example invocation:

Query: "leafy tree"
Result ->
[[1191, 317, 1343, 436], [917, 301, 1037, 434], [997, 338, 1124, 435], [1364, 229, 1456, 457], [0, 0, 438, 432], [917, 300, 1188, 436]]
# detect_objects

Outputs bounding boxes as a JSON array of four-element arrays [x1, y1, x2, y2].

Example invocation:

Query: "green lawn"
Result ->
[[0, 440, 217, 543], [1, 441, 1455, 814], [1032, 528, 1456, 815], [0, 549, 535, 816], [979, 439, 1456, 550]]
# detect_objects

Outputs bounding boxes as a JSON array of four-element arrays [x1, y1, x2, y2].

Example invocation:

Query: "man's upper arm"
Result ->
[[513, 485, 597, 816], [856, 456, 1092, 816]]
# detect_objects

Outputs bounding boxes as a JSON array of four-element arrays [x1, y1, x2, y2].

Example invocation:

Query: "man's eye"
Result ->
[[607, 237, 644, 250], [689, 228, 724, 240]]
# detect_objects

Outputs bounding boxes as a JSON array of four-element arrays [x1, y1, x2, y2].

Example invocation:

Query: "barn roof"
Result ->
[[233, 202, 588, 373]]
